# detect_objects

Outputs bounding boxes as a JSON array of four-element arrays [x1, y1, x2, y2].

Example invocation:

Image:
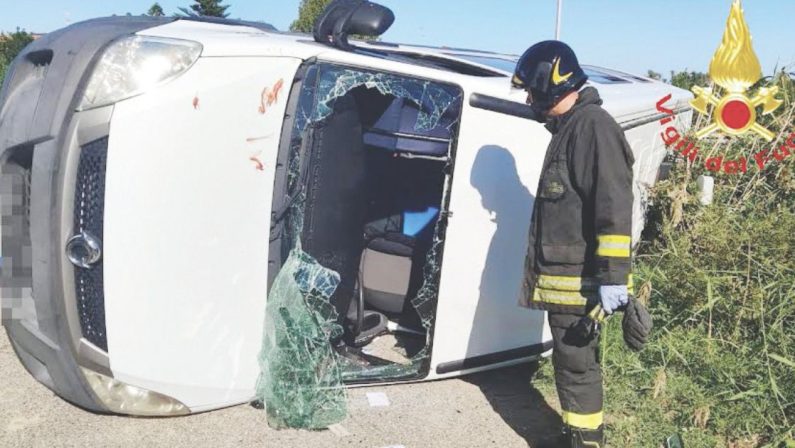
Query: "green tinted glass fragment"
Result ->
[[256, 249, 348, 429]]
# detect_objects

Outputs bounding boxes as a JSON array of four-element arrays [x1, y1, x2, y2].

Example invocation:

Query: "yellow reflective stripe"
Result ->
[[538, 274, 632, 290], [537, 275, 599, 292], [598, 235, 632, 245], [532, 288, 595, 306], [562, 410, 603, 430], [597, 247, 630, 257], [531, 274, 634, 305], [597, 234, 631, 258]]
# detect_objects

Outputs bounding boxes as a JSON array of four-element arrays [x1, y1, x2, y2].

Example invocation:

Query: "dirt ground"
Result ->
[[0, 330, 564, 448]]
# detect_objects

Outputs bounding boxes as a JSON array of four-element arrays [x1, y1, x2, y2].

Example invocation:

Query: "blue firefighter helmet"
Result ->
[[512, 40, 588, 114]]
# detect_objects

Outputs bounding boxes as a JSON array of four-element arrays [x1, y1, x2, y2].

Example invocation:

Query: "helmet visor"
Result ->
[[513, 60, 553, 91], [529, 61, 553, 93], [527, 87, 555, 113]]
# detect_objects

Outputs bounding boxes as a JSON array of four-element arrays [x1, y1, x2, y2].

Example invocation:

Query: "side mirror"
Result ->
[[313, 0, 395, 51]]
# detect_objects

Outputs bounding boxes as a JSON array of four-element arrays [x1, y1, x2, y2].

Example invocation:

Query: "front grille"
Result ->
[[0, 146, 34, 322], [73, 137, 108, 351]]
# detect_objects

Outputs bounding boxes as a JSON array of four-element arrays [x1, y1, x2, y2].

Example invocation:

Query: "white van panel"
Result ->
[[103, 56, 300, 410]]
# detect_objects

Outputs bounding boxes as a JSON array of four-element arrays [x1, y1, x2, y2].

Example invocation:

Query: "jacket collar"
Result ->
[[544, 86, 603, 134]]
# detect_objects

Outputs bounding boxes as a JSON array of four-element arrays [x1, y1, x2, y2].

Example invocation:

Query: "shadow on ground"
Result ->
[[463, 362, 562, 447]]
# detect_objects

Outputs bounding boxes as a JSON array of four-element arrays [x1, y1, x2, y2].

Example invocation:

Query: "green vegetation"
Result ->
[[147, 3, 165, 17], [621, 72, 794, 447], [536, 71, 795, 447], [290, 0, 333, 32], [178, 0, 230, 18], [647, 69, 663, 81], [0, 29, 34, 83], [644, 69, 709, 90], [670, 70, 710, 91]]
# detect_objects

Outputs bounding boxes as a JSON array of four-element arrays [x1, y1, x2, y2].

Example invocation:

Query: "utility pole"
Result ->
[[555, 0, 562, 40]]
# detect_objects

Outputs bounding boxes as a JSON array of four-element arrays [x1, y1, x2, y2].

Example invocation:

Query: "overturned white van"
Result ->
[[0, 4, 692, 417]]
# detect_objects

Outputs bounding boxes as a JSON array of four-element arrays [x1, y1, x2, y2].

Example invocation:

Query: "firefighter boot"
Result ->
[[535, 425, 570, 447], [568, 424, 605, 447], [534, 424, 604, 448]]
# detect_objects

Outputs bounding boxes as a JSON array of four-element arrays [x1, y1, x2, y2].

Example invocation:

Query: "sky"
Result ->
[[1, 0, 793, 77]]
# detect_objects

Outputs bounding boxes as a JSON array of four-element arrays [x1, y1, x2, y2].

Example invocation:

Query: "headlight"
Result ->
[[81, 367, 190, 416], [78, 36, 202, 111]]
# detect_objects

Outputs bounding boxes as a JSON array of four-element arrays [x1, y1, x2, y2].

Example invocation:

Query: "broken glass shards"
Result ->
[[262, 61, 464, 401], [256, 248, 348, 430], [280, 63, 461, 255], [314, 65, 462, 133]]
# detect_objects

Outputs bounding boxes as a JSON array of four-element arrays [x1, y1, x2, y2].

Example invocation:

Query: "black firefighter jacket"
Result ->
[[520, 87, 635, 315]]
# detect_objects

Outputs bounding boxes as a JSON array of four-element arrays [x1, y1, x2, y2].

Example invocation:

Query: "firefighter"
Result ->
[[513, 40, 634, 448]]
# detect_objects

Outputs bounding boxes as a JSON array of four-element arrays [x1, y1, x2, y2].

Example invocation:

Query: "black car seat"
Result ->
[[355, 96, 454, 333], [360, 207, 438, 314], [358, 123, 443, 332]]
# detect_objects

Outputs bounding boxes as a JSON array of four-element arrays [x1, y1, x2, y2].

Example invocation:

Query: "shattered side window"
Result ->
[[258, 62, 462, 428], [314, 65, 461, 132]]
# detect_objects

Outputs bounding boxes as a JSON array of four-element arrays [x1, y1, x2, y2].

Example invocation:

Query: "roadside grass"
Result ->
[[534, 71, 795, 447]]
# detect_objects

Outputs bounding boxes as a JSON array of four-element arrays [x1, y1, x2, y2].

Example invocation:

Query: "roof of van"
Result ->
[[139, 17, 693, 121], [169, 17, 656, 82]]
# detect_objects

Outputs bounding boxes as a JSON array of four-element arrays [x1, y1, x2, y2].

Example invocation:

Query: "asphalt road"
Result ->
[[0, 330, 562, 448]]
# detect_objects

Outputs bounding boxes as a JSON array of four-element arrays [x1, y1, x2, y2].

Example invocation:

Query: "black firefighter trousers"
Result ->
[[548, 312, 604, 430]]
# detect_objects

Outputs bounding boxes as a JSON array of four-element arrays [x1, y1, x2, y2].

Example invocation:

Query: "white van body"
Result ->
[[0, 16, 693, 416]]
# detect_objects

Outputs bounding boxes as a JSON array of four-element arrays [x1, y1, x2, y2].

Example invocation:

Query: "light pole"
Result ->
[[555, 0, 562, 40]]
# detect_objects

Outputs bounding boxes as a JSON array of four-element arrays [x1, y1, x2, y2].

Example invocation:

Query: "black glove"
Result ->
[[622, 297, 653, 351]]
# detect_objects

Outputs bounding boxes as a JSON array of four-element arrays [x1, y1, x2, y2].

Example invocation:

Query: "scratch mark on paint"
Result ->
[[246, 133, 274, 143], [249, 155, 265, 171], [258, 78, 285, 114], [258, 87, 270, 114], [271, 78, 284, 104]]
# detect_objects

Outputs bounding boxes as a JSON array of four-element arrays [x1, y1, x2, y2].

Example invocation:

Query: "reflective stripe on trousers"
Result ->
[[549, 314, 604, 432], [563, 410, 603, 430]]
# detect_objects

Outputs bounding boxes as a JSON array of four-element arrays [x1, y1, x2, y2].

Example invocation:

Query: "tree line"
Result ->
[[0, 29, 34, 82]]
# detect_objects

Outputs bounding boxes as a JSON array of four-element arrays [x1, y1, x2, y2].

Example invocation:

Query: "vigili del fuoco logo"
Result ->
[[691, 0, 781, 141], [655, 0, 794, 175]]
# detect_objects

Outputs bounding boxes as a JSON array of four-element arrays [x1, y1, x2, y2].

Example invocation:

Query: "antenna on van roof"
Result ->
[[313, 0, 395, 51]]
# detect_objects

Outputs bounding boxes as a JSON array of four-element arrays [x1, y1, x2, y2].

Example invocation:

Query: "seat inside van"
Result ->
[[298, 85, 450, 358], [270, 64, 463, 379]]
